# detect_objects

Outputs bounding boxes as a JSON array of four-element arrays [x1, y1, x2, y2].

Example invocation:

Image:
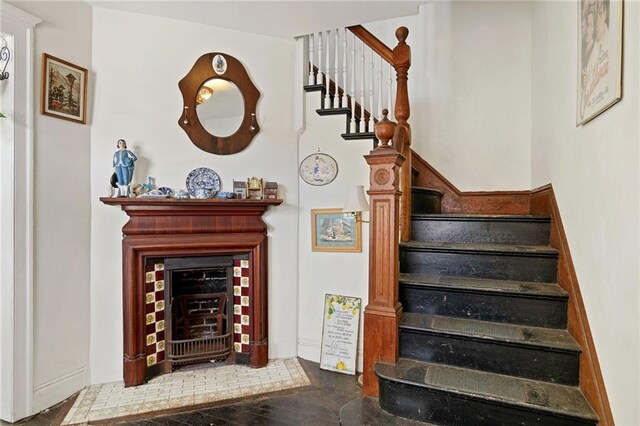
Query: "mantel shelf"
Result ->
[[100, 197, 283, 209]]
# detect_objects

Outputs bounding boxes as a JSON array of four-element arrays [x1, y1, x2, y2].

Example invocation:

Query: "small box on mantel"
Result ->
[[233, 180, 247, 199], [264, 182, 278, 199]]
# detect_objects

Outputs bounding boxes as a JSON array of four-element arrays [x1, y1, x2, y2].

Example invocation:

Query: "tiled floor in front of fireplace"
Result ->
[[62, 358, 311, 425]]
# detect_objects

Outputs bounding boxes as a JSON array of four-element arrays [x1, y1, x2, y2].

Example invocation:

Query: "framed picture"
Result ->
[[299, 151, 338, 186], [41, 53, 88, 124], [311, 208, 361, 253], [577, 0, 623, 125], [320, 294, 362, 375]]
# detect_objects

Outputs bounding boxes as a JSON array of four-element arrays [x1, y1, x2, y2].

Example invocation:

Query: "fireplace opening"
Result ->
[[164, 256, 235, 368]]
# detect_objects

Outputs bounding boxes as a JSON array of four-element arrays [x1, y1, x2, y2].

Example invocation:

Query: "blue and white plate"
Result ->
[[186, 167, 221, 196]]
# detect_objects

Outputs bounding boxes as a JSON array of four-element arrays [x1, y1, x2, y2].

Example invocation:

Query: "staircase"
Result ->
[[373, 189, 598, 425], [302, 26, 600, 426]]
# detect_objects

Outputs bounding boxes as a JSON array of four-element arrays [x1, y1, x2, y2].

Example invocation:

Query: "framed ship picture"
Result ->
[[41, 53, 88, 124], [577, 0, 623, 125], [311, 209, 361, 253]]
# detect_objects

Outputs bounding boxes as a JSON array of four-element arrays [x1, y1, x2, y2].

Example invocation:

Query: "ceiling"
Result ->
[[86, 1, 425, 40]]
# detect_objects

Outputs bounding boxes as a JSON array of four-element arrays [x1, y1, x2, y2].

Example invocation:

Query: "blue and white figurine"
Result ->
[[112, 139, 137, 197]]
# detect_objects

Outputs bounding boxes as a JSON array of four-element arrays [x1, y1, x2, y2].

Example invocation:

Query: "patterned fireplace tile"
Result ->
[[62, 358, 310, 425]]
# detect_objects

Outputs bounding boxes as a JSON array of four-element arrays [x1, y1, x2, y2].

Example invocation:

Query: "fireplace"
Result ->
[[101, 197, 281, 386]]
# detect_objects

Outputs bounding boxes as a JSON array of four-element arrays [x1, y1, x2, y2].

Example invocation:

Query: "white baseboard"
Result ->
[[297, 338, 363, 372], [32, 367, 87, 414]]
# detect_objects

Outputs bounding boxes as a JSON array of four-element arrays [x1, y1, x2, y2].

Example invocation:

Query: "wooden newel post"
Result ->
[[392, 26, 412, 242], [362, 110, 405, 397]]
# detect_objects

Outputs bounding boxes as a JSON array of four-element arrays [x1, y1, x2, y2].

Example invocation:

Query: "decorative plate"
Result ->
[[299, 151, 338, 186], [212, 54, 227, 75], [186, 167, 221, 196]]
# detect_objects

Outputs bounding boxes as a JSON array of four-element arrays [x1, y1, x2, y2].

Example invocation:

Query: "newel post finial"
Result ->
[[374, 109, 396, 148], [395, 26, 409, 44]]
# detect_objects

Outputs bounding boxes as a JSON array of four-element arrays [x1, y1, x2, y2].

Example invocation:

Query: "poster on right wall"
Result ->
[[577, 0, 623, 125]]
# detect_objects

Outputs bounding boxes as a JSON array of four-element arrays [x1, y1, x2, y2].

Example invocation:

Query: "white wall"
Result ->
[[89, 8, 298, 384], [296, 93, 371, 370], [531, 2, 640, 424], [365, 2, 533, 191], [6, 0, 93, 414]]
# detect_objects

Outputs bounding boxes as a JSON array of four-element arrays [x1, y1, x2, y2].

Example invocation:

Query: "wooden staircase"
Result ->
[[303, 25, 603, 426], [374, 192, 598, 424]]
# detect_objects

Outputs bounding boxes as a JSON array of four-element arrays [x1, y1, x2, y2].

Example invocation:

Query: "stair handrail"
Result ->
[[347, 25, 393, 64]]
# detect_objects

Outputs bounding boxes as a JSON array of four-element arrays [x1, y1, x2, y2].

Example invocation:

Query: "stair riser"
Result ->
[[378, 380, 597, 426], [399, 329, 580, 385], [400, 250, 558, 283], [411, 190, 442, 214], [411, 220, 550, 245], [400, 285, 568, 328]]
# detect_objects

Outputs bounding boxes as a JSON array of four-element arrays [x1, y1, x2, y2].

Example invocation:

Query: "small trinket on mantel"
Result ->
[[233, 180, 247, 199], [264, 182, 278, 199]]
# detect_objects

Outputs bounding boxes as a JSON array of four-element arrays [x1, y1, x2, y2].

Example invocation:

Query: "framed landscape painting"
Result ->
[[311, 209, 361, 253], [41, 53, 88, 124], [577, 0, 623, 125]]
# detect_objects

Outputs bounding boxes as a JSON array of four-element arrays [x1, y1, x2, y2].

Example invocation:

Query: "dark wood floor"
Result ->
[[6, 359, 363, 425]]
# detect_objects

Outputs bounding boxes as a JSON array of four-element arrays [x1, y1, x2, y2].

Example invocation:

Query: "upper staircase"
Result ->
[[302, 25, 600, 426]]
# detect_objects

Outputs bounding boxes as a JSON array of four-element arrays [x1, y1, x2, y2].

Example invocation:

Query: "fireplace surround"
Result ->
[[101, 198, 282, 386]]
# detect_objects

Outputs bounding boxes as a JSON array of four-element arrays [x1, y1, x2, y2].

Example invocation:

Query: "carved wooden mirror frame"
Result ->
[[178, 52, 260, 155]]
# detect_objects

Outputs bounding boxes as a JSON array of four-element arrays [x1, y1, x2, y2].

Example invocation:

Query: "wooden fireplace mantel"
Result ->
[[101, 197, 282, 386], [101, 197, 283, 235]]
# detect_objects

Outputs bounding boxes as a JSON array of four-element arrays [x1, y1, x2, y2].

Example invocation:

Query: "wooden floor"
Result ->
[[5, 359, 363, 425]]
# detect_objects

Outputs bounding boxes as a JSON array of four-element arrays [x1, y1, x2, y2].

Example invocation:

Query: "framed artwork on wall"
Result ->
[[41, 53, 88, 124], [299, 151, 338, 186], [311, 208, 361, 253], [577, 0, 623, 125]]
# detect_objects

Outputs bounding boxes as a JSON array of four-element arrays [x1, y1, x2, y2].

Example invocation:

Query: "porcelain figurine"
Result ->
[[112, 139, 137, 197]]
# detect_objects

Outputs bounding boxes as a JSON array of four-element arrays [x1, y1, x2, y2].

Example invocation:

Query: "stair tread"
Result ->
[[399, 273, 568, 298], [375, 359, 597, 421], [341, 132, 376, 140], [412, 214, 550, 222], [400, 313, 580, 352], [316, 107, 351, 115], [401, 241, 558, 256]]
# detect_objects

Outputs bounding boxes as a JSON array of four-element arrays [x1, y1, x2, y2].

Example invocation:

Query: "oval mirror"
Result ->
[[195, 79, 244, 137], [179, 52, 260, 155]]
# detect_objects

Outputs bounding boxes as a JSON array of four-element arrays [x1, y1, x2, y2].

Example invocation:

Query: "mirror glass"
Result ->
[[195, 79, 244, 137]]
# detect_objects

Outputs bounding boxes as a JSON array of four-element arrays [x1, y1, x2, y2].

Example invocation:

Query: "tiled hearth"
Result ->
[[62, 358, 310, 425]]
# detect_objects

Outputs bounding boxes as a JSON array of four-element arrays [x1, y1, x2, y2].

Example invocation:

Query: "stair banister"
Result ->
[[346, 25, 412, 240]]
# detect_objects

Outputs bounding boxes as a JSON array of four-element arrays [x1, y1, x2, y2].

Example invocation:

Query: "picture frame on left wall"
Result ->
[[41, 53, 88, 124]]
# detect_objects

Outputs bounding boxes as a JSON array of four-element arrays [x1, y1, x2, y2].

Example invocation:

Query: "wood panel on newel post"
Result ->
[[362, 111, 404, 397]]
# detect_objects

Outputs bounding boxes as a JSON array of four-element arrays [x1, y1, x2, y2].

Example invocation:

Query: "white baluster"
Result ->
[[368, 47, 374, 132], [378, 55, 383, 119], [324, 29, 331, 106], [349, 32, 356, 133], [342, 28, 347, 109], [388, 62, 394, 121], [317, 32, 323, 89], [334, 29, 340, 108], [360, 39, 366, 132], [308, 33, 315, 85]]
